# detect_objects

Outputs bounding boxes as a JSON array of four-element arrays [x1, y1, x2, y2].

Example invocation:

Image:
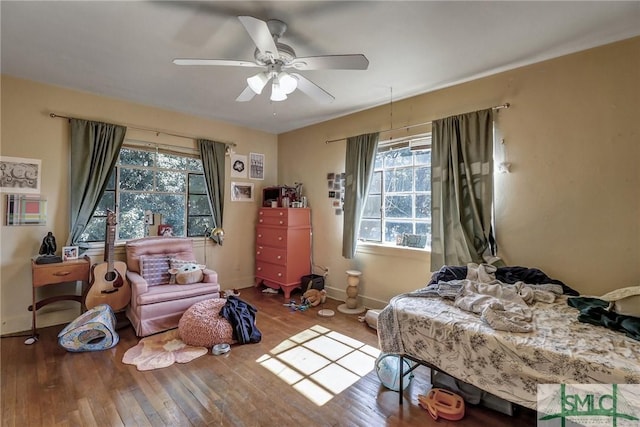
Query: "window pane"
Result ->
[[188, 194, 211, 216], [359, 219, 382, 241], [362, 194, 381, 218], [416, 194, 431, 219], [189, 174, 207, 194], [369, 171, 382, 193], [155, 194, 186, 236], [119, 192, 154, 240], [414, 150, 431, 166], [385, 168, 413, 192], [385, 195, 413, 218], [157, 152, 187, 170], [415, 166, 431, 191], [383, 148, 412, 168], [188, 216, 213, 237], [416, 222, 431, 237], [94, 191, 115, 216], [186, 158, 203, 172], [120, 168, 153, 191], [81, 217, 106, 242], [118, 148, 154, 167], [385, 221, 413, 243], [157, 171, 185, 193]]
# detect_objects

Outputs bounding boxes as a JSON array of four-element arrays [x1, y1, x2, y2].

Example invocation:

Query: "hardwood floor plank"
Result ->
[[1, 287, 536, 426]]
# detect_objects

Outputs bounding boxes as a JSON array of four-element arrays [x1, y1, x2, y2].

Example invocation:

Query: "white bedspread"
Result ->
[[378, 293, 640, 410]]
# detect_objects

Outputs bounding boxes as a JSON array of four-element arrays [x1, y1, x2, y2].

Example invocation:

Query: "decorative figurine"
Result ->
[[35, 232, 62, 264]]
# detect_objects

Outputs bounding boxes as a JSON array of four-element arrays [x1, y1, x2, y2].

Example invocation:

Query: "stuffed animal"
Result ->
[[302, 289, 326, 306], [168, 263, 206, 285]]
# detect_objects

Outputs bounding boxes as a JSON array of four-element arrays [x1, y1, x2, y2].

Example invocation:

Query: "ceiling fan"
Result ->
[[173, 16, 369, 103]]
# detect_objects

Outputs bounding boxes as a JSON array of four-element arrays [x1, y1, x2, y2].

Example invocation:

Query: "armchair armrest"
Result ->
[[202, 268, 218, 284], [126, 271, 149, 295]]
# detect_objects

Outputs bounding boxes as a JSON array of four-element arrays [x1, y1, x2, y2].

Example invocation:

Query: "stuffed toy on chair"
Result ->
[[303, 289, 327, 306], [169, 263, 206, 285]]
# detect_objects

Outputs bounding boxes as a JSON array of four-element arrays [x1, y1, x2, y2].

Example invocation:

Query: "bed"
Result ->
[[377, 265, 640, 410]]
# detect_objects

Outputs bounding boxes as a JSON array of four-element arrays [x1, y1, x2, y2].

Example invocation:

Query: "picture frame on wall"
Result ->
[[230, 154, 247, 179], [62, 246, 79, 261], [249, 152, 264, 180], [231, 182, 254, 202], [0, 156, 42, 194]]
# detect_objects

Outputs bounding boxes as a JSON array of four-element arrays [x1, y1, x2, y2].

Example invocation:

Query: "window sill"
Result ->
[[356, 241, 431, 260]]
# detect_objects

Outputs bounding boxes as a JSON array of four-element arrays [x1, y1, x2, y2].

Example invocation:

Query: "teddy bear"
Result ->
[[168, 263, 206, 285], [302, 289, 327, 306]]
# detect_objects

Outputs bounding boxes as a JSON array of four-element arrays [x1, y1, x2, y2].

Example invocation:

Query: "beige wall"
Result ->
[[0, 76, 278, 334], [279, 37, 640, 305], [2, 37, 638, 334]]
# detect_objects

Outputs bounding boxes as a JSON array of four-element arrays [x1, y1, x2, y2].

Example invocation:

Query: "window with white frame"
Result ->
[[79, 145, 214, 243], [358, 136, 431, 249]]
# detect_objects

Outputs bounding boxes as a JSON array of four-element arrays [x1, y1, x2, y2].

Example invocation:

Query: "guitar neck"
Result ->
[[104, 224, 116, 271]]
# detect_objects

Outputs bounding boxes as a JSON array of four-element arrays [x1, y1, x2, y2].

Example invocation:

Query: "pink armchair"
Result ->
[[125, 236, 220, 337]]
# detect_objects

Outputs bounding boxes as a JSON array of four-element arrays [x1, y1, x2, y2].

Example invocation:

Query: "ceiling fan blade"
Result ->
[[291, 73, 335, 104], [173, 59, 261, 68], [236, 86, 257, 102], [287, 54, 369, 71], [238, 16, 279, 61]]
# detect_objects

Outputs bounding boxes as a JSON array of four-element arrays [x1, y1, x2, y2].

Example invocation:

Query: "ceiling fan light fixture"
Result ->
[[270, 80, 288, 101], [278, 72, 297, 95], [247, 72, 269, 94]]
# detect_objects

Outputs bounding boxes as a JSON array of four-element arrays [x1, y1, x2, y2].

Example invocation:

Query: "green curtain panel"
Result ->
[[197, 139, 226, 245], [430, 108, 495, 270], [342, 132, 380, 259], [67, 119, 126, 246]]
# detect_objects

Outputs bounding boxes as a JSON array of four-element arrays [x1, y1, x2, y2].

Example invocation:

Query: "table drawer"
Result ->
[[256, 246, 287, 265], [258, 208, 310, 227], [32, 260, 90, 287]]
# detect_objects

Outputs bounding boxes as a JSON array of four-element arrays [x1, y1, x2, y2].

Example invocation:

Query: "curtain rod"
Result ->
[[324, 102, 510, 144], [49, 112, 237, 147]]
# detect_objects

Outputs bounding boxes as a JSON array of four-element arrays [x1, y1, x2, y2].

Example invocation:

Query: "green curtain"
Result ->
[[67, 119, 126, 246], [342, 132, 380, 258], [197, 139, 226, 245], [430, 108, 495, 270]]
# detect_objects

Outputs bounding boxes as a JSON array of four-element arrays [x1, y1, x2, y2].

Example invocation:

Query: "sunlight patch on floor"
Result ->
[[256, 325, 381, 406]]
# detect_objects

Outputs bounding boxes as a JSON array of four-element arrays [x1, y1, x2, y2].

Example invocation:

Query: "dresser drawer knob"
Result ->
[[278, 237, 283, 241], [257, 251, 261, 255], [258, 234, 262, 238], [279, 220, 284, 225], [257, 267, 262, 271], [279, 212, 284, 216], [259, 219, 263, 223], [277, 255, 282, 260], [277, 273, 282, 277]]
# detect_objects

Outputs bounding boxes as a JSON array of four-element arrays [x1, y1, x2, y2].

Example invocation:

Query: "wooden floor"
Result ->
[[1, 287, 536, 426]]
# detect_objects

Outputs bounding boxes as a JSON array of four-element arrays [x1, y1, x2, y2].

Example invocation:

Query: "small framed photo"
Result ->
[[231, 181, 254, 202], [62, 246, 79, 261], [158, 224, 174, 236]]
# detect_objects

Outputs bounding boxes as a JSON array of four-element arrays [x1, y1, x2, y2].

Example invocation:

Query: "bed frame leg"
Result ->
[[399, 355, 404, 405]]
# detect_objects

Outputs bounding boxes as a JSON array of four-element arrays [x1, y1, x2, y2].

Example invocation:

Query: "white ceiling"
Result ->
[[2, 1, 639, 134]]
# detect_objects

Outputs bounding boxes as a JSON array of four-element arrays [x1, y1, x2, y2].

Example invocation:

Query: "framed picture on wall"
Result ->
[[230, 154, 247, 179], [231, 182, 254, 202], [249, 152, 264, 180], [0, 156, 42, 194]]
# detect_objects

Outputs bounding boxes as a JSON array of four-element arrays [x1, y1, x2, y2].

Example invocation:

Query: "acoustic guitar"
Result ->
[[85, 210, 131, 311]]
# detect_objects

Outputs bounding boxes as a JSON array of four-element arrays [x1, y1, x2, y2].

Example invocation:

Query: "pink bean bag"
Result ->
[[178, 298, 234, 347]]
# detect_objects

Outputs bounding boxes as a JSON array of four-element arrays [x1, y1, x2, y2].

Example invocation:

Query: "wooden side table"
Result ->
[[29, 255, 90, 340]]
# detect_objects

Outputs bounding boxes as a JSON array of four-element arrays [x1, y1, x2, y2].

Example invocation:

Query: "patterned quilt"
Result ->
[[377, 292, 640, 409]]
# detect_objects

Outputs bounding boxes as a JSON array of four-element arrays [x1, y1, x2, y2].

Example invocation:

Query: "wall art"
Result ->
[[5, 194, 47, 226], [249, 152, 264, 180], [0, 156, 41, 194], [231, 182, 254, 202], [230, 154, 247, 179]]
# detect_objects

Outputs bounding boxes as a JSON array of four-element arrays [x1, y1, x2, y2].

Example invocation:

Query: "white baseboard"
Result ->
[[324, 286, 389, 310]]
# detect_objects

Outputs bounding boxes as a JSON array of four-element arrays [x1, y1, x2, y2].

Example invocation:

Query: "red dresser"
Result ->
[[255, 208, 311, 299]]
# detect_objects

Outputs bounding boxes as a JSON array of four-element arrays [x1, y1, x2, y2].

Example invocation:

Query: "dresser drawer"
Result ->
[[256, 246, 287, 265], [258, 208, 310, 227], [256, 226, 288, 248], [255, 261, 287, 283]]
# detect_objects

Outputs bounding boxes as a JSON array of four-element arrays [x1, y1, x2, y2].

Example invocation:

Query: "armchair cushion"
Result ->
[[140, 255, 172, 286]]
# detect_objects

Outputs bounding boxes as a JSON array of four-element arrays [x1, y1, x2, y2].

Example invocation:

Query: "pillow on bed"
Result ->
[[599, 286, 640, 317]]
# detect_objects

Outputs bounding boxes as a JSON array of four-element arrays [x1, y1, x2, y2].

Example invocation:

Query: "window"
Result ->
[[80, 146, 214, 243], [358, 143, 431, 249]]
